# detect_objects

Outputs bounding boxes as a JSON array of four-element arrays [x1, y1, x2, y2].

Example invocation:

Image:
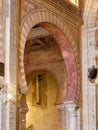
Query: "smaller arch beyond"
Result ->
[[26, 69, 58, 87], [19, 10, 79, 104], [26, 70, 58, 103]]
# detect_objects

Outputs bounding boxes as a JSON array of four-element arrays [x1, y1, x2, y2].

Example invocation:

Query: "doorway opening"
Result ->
[[26, 71, 58, 130], [24, 25, 67, 130]]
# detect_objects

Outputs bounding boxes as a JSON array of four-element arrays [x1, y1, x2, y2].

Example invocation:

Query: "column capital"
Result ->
[[82, 26, 97, 33], [19, 93, 29, 114], [18, 84, 28, 94], [21, 86, 28, 94], [55, 101, 79, 110]]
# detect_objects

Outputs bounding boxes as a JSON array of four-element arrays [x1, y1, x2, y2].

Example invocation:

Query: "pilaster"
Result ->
[[82, 26, 97, 130]]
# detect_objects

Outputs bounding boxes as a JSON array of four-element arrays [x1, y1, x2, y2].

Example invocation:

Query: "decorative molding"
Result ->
[[44, 0, 82, 18], [21, 0, 40, 20], [56, 101, 79, 110], [21, 0, 82, 27], [83, 0, 98, 29]]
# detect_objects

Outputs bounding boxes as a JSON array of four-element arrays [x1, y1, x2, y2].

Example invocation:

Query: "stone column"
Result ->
[[19, 93, 29, 130], [66, 102, 78, 130], [56, 107, 67, 130], [56, 102, 79, 130], [68, 107, 77, 130]]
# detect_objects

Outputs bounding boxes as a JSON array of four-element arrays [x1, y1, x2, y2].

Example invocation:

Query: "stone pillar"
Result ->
[[56, 102, 79, 130], [4, 0, 11, 130], [82, 27, 97, 130], [19, 93, 29, 130], [56, 107, 67, 130], [68, 107, 77, 130], [66, 102, 78, 130]]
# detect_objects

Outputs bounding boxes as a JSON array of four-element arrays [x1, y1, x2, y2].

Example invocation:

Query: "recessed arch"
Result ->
[[26, 69, 58, 86], [26, 69, 59, 129], [19, 10, 80, 103]]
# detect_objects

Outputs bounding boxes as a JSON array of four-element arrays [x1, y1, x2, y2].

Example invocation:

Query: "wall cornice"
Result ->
[[21, 0, 83, 27], [33, 0, 83, 26]]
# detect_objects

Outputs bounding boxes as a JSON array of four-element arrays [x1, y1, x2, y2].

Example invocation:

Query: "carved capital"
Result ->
[[19, 93, 29, 114], [56, 101, 79, 110]]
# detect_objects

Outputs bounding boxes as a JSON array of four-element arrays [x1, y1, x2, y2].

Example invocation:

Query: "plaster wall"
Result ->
[[26, 72, 58, 130]]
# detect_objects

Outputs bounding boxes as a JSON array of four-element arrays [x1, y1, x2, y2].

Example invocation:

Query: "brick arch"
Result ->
[[19, 10, 80, 103], [27, 68, 66, 104], [83, 0, 98, 28]]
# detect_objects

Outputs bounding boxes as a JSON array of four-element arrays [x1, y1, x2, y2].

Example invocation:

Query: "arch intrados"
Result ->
[[38, 22, 72, 51], [26, 22, 77, 102], [38, 22, 77, 101]]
